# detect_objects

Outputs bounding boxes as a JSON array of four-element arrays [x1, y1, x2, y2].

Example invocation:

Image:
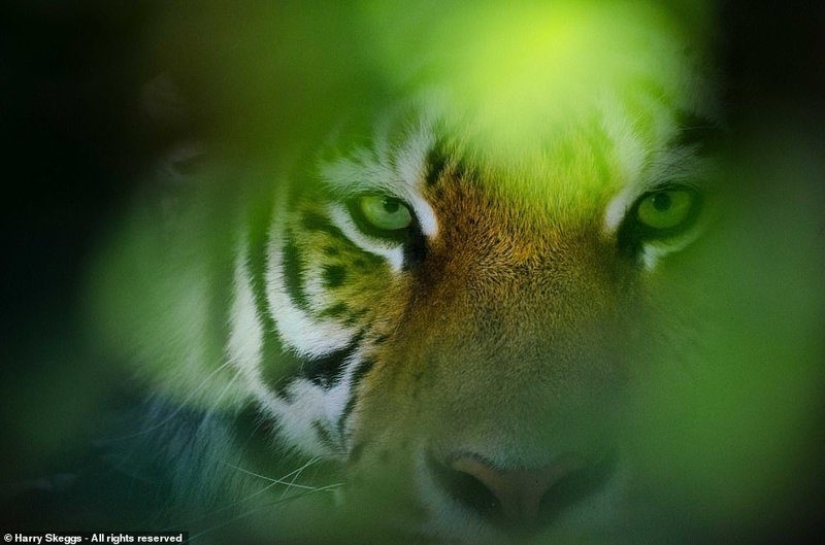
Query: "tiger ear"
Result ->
[[139, 74, 208, 181], [140, 73, 190, 131], [138, 74, 209, 221]]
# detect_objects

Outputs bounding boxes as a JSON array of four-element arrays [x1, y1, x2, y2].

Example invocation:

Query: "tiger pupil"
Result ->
[[382, 199, 400, 213], [652, 192, 672, 212]]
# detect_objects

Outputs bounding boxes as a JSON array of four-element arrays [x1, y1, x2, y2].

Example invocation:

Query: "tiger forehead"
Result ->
[[421, 145, 620, 233], [320, 113, 626, 195]]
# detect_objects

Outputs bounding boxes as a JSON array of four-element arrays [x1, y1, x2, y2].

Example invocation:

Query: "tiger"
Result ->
[[89, 2, 722, 544]]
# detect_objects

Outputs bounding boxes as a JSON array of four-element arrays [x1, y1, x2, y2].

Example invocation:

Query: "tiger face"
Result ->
[[223, 98, 712, 542], [87, 4, 721, 543]]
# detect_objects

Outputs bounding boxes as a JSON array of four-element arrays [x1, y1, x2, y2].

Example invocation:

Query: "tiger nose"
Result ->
[[427, 451, 615, 534]]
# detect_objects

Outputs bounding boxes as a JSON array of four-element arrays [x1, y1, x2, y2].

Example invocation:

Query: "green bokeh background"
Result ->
[[1, 1, 823, 542]]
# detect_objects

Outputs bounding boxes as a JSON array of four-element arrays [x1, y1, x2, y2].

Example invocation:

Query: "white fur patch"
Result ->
[[265, 347, 366, 459], [275, 378, 342, 457], [604, 186, 637, 233]]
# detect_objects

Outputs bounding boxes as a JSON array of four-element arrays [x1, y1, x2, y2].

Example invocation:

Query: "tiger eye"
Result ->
[[359, 195, 412, 231], [636, 189, 695, 231]]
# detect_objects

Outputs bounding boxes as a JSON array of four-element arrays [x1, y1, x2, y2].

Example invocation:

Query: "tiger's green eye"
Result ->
[[359, 195, 413, 231], [636, 188, 696, 232]]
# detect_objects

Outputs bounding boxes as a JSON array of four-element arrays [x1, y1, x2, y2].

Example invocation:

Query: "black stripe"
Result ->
[[350, 357, 376, 388], [312, 420, 339, 452], [246, 198, 276, 336], [282, 234, 311, 310], [206, 238, 234, 377], [319, 303, 350, 319], [322, 264, 347, 288], [453, 159, 468, 182], [263, 346, 306, 403], [246, 209, 292, 392], [673, 111, 721, 152], [426, 144, 448, 187], [343, 309, 369, 327], [354, 252, 383, 268], [301, 211, 352, 245], [337, 357, 376, 439], [403, 231, 428, 270], [264, 335, 363, 402], [302, 333, 364, 387]]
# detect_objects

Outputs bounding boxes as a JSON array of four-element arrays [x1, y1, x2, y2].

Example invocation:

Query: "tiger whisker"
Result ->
[[162, 457, 332, 532], [278, 455, 317, 499], [185, 483, 344, 543], [224, 460, 343, 492], [100, 359, 239, 442]]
